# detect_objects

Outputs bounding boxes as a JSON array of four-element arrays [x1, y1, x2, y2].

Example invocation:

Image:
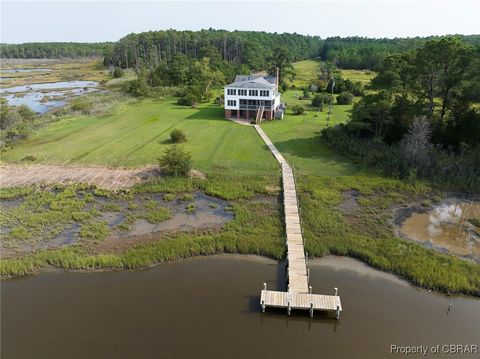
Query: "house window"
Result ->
[[260, 90, 269, 97], [238, 89, 247, 96], [249, 90, 258, 96], [227, 89, 236, 95], [227, 100, 236, 106]]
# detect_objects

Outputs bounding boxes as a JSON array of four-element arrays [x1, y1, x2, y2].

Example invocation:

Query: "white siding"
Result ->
[[224, 87, 280, 110]]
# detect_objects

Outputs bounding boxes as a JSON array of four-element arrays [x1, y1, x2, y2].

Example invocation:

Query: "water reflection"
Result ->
[[0, 80, 99, 113], [401, 200, 480, 258]]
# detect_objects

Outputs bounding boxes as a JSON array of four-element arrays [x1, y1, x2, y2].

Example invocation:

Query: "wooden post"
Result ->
[[306, 251, 308, 260], [334, 287, 338, 296], [310, 302, 314, 318], [336, 305, 340, 320], [263, 283, 267, 291], [307, 268, 310, 281], [287, 301, 291, 316], [309, 286, 312, 294], [261, 300, 266, 312]]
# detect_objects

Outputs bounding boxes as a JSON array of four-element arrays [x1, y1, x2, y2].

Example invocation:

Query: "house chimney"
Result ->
[[275, 67, 279, 91]]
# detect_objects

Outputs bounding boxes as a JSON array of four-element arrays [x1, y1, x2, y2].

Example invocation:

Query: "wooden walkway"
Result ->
[[254, 125, 342, 318]]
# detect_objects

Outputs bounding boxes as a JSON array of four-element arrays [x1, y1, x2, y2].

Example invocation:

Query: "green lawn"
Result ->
[[263, 91, 357, 176], [2, 98, 278, 175]]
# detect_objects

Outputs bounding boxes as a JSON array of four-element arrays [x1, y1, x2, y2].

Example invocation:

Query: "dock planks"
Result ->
[[254, 125, 342, 318]]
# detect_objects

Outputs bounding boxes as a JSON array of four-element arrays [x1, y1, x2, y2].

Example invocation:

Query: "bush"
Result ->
[[158, 146, 192, 177], [113, 67, 124, 78], [311, 93, 330, 111], [292, 105, 305, 115], [170, 128, 187, 143], [71, 98, 93, 113], [337, 92, 354, 105], [21, 155, 36, 162], [177, 94, 197, 107]]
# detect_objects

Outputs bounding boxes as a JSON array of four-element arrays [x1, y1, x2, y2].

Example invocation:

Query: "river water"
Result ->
[[1, 255, 478, 359]]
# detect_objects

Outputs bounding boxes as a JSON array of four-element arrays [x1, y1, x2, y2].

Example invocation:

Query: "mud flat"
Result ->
[[395, 198, 480, 261]]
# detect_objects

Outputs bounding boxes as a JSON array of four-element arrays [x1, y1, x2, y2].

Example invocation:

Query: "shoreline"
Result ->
[[2, 250, 480, 299]]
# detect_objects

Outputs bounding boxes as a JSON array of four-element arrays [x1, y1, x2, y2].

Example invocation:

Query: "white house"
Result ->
[[224, 70, 284, 122]]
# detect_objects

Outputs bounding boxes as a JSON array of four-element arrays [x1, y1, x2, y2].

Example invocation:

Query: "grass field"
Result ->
[[0, 58, 109, 88], [292, 60, 376, 89], [1, 98, 278, 175], [292, 60, 321, 88]]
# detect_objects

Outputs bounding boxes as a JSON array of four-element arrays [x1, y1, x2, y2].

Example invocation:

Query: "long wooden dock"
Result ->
[[254, 125, 342, 318]]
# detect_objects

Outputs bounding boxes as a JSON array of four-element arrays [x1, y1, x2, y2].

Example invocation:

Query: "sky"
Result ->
[[1, 0, 479, 43]]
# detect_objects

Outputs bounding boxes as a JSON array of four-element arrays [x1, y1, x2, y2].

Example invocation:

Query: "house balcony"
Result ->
[[238, 99, 275, 111]]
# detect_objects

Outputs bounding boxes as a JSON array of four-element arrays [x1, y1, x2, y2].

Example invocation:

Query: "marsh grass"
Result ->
[[79, 221, 110, 242], [180, 193, 195, 202], [145, 207, 173, 223], [298, 174, 480, 295], [1, 174, 478, 295], [185, 204, 196, 214], [1, 198, 284, 277]]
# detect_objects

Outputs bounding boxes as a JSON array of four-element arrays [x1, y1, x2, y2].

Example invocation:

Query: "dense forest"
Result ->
[[322, 37, 480, 190], [104, 29, 321, 71], [319, 35, 480, 70], [2, 30, 479, 72], [0, 42, 113, 58]]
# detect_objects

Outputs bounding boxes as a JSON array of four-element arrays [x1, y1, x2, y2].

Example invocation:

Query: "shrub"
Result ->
[[177, 94, 197, 107], [337, 92, 354, 105], [311, 94, 330, 111], [292, 105, 305, 115], [170, 128, 187, 143], [158, 146, 192, 177], [71, 98, 93, 113], [113, 67, 124, 78], [21, 155, 36, 162]]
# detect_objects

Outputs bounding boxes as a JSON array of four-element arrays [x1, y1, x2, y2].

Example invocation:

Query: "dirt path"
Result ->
[[0, 163, 158, 190]]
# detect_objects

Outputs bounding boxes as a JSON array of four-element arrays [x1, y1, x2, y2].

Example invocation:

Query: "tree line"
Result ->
[[2, 31, 479, 73], [104, 29, 320, 74], [319, 35, 480, 70], [0, 42, 113, 59]]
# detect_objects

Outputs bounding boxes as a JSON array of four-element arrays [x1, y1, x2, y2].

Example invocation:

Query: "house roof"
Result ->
[[225, 75, 276, 89]]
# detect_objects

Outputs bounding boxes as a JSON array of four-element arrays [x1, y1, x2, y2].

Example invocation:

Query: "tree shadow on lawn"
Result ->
[[271, 132, 358, 175], [185, 106, 226, 122]]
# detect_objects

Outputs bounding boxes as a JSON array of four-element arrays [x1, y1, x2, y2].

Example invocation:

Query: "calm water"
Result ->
[[1, 68, 52, 73], [1, 80, 99, 113], [401, 200, 480, 259], [1, 80, 98, 93], [1, 256, 479, 359]]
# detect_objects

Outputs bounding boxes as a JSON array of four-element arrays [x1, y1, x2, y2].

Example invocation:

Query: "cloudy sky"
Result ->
[[1, 0, 479, 43]]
